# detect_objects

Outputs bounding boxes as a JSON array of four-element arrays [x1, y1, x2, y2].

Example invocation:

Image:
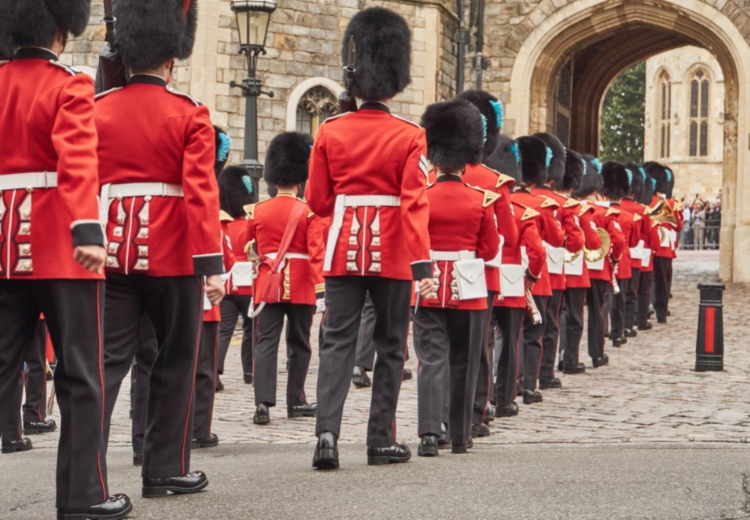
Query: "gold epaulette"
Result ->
[[219, 210, 234, 223], [633, 213, 642, 222], [521, 207, 539, 221], [243, 204, 255, 219], [578, 204, 594, 216], [482, 190, 500, 208], [481, 167, 515, 189], [541, 197, 559, 209], [606, 207, 621, 217], [308, 210, 316, 219], [563, 197, 580, 209]]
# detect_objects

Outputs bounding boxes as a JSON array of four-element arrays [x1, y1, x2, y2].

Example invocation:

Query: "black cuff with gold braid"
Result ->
[[71, 220, 105, 248], [193, 254, 224, 276], [411, 260, 432, 281]]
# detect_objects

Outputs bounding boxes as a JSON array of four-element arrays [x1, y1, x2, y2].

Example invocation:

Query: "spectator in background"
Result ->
[[692, 202, 706, 250]]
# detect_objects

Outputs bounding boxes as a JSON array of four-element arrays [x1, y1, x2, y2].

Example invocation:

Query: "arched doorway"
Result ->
[[506, 0, 750, 282]]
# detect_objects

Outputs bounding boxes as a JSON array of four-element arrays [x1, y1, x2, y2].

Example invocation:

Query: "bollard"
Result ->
[[695, 282, 725, 371]]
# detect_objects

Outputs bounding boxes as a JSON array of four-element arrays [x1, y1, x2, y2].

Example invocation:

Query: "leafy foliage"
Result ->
[[600, 61, 646, 163]]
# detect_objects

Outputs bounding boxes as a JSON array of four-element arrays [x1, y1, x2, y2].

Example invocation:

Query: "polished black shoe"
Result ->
[[638, 322, 653, 331], [142, 472, 208, 498], [133, 453, 143, 467], [58, 494, 132, 520], [484, 403, 495, 424], [624, 328, 638, 338], [352, 366, 372, 388], [437, 423, 451, 449], [288, 403, 317, 418], [451, 442, 471, 454], [495, 402, 519, 417], [418, 435, 439, 457], [2, 437, 32, 454], [23, 418, 57, 434], [215, 376, 224, 392], [539, 378, 562, 390], [253, 404, 270, 425], [657, 318, 667, 324], [563, 363, 586, 375], [243, 372, 253, 385], [613, 336, 627, 347], [601, 354, 610, 365], [191, 433, 219, 449], [402, 368, 413, 381], [471, 423, 491, 438], [367, 443, 411, 465], [522, 390, 543, 404], [312, 432, 339, 469]]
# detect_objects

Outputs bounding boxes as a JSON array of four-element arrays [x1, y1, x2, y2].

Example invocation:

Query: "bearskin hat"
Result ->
[[0, 0, 90, 48], [219, 166, 255, 218], [421, 99, 483, 173], [214, 126, 231, 178], [517, 136, 549, 186], [573, 154, 604, 198], [624, 162, 645, 199], [264, 132, 313, 187], [484, 133, 521, 182], [561, 150, 584, 192], [342, 7, 411, 102], [600, 162, 631, 201], [532, 133, 566, 186], [455, 90, 503, 157], [638, 164, 656, 204], [643, 161, 674, 197], [115, 0, 197, 71]]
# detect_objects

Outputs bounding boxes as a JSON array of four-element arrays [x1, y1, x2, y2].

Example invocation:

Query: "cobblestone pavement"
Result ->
[[30, 250, 750, 450]]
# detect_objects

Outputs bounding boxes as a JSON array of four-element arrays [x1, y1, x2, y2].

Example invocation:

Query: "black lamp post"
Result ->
[[229, 0, 276, 196]]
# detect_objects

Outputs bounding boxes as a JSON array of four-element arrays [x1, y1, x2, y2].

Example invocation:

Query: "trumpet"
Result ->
[[610, 261, 620, 295], [526, 287, 543, 325], [649, 198, 678, 226]]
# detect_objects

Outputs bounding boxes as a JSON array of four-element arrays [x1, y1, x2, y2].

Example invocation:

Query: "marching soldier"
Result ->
[[454, 90, 519, 435], [307, 7, 434, 469], [413, 99, 499, 456], [512, 136, 566, 404], [0, 0, 132, 516], [97, 0, 224, 497], [636, 170, 659, 330], [247, 132, 322, 425]]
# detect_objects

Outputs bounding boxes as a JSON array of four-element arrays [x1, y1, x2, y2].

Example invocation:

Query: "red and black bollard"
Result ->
[[695, 282, 725, 371]]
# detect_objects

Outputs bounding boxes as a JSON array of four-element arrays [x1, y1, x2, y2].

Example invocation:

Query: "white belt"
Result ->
[[323, 194, 401, 271], [99, 182, 183, 225], [431, 250, 476, 261], [0, 171, 57, 190], [265, 252, 309, 261]]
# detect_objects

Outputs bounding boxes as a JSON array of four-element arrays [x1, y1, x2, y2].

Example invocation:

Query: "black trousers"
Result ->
[[472, 293, 495, 425], [522, 295, 549, 391], [131, 317, 158, 456], [193, 321, 219, 439], [103, 273, 202, 479], [23, 320, 48, 424], [637, 270, 653, 328], [413, 307, 483, 447], [610, 277, 630, 340], [561, 289, 586, 370], [2, 370, 23, 442], [217, 295, 253, 376], [0, 279, 107, 508], [624, 268, 640, 331], [316, 276, 410, 446], [587, 280, 609, 361], [653, 256, 671, 321], [354, 293, 376, 370], [493, 306, 524, 407], [540, 289, 563, 381], [254, 303, 314, 407]]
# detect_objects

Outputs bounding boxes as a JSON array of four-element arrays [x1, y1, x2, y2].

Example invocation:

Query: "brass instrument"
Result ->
[[564, 249, 583, 264], [649, 199, 678, 226], [583, 228, 611, 263], [611, 262, 620, 295], [525, 287, 543, 325]]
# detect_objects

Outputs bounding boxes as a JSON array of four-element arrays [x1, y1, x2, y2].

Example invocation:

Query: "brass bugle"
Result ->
[[526, 288, 543, 325]]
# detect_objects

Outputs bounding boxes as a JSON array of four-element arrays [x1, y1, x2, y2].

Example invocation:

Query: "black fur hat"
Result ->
[[456, 90, 503, 157], [625, 162, 645, 199], [0, 0, 90, 48], [264, 132, 313, 187], [532, 133, 566, 186], [342, 7, 411, 102], [219, 166, 255, 218], [517, 136, 549, 186], [421, 99, 483, 173], [573, 154, 603, 198], [643, 161, 673, 196], [115, 0, 198, 71], [600, 162, 631, 201], [484, 133, 521, 182], [561, 150, 584, 192], [638, 164, 656, 204]]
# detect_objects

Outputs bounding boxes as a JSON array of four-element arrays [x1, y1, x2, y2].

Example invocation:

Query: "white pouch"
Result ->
[[566, 252, 584, 276], [453, 256, 487, 300], [232, 261, 255, 288], [500, 264, 525, 298], [586, 257, 605, 271], [642, 248, 652, 269], [630, 239, 644, 260], [545, 243, 565, 275]]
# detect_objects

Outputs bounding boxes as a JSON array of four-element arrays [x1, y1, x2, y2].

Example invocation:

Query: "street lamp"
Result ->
[[229, 0, 276, 195]]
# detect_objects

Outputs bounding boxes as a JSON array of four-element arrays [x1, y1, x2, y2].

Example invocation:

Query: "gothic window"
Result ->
[[688, 70, 710, 157], [657, 72, 671, 158], [295, 86, 338, 138]]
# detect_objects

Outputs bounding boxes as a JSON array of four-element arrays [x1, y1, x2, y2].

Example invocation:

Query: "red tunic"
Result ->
[[96, 74, 222, 277], [222, 216, 253, 296], [649, 195, 682, 259], [0, 47, 104, 280], [246, 195, 325, 306], [305, 102, 431, 281], [620, 198, 653, 272], [584, 202, 625, 282], [611, 202, 640, 280], [495, 202, 545, 309], [565, 205, 602, 290], [415, 176, 499, 311]]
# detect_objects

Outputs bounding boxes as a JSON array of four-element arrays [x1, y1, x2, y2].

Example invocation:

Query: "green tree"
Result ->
[[600, 61, 645, 163]]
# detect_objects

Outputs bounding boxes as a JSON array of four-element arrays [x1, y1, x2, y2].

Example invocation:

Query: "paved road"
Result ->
[[4, 250, 750, 519]]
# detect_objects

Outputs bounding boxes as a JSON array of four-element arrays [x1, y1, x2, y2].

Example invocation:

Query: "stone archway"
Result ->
[[505, 0, 750, 283]]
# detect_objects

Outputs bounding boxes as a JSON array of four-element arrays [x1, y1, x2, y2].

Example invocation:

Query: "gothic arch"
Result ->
[[285, 77, 344, 132]]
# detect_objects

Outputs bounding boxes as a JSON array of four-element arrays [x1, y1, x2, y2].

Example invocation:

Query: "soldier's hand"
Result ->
[[417, 278, 434, 299], [205, 274, 226, 306], [74, 245, 106, 274]]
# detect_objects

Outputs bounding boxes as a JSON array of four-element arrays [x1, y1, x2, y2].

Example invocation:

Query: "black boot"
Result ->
[[191, 433, 219, 449], [1, 437, 32, 454], [312, 432, 339, 469], [563, 363, 586, 374], [539, 378, 562, 390], [142, 472, 208, 498], [57, 494, 132, 520], [23, 419, 57, 434], [253, 403, 270, 425], [367, 443, 411, 466], [288, 403, 317, 418], [522, 390, 543, 404], [418, 435, 439, 457], [495, 402, 519, 417], [352, 366, 372, 388]]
